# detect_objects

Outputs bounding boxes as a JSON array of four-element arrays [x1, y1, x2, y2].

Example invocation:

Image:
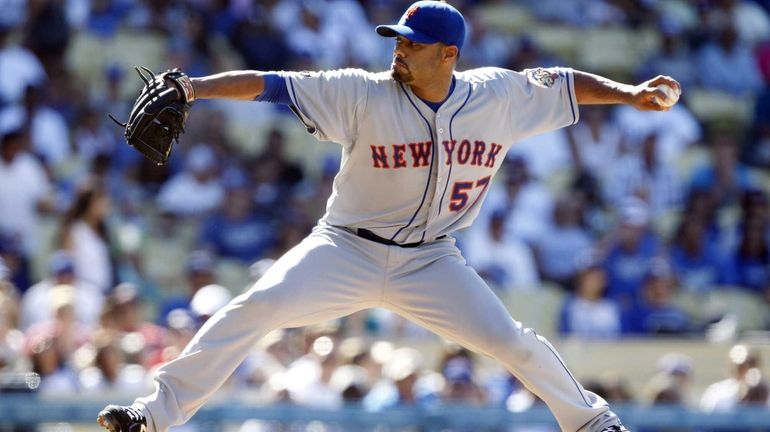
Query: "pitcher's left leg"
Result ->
[[386, 244, 623, 432]]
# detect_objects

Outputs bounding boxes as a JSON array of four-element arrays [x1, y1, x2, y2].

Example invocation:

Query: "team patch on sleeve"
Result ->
[[527, 68, 558, 88]]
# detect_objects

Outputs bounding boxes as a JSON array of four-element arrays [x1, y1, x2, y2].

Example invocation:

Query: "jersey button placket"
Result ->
[[435, 116, 445, 182], [435, 120, 444, 182], [426, 114, 445, 239]]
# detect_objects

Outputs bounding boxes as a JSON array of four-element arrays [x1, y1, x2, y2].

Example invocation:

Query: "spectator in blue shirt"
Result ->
[[157, 251, 217, 324], [363, 347, 438, 411], [559, 252, 621, 340], [625, 259, 692, 336], [86, 0, 129, 38], [247, 128, 305, 218], [691, 133, 755, 209], [637, 18, 697, 90], [603, 198, 661, 316], [198, 170, 277, 263], [730, 219, 770, 295], [0, 231, 28, 293], [535, 196, 594, 288], [733, 191, 770, 300], [697, 22, 763, 95], [745, 85, 770, 170], [669, 214, 729, 294], [439, 347, 485, 405]]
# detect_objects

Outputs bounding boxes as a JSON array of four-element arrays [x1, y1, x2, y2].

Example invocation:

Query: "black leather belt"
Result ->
[[355, 228, 445, 248]]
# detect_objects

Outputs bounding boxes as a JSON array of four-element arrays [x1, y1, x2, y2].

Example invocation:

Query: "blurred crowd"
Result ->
[[1, 0, 770, 424]]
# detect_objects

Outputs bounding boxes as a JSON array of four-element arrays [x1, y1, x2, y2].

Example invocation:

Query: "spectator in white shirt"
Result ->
[[607, 133, 683, 217], [0, 85, 71, 166], [272, 0, 376, 69], [0, 126, 54, 283], [613, 103, 701, 167], [27, 331, 79, 395], [157, 144, 224, 217], [459, 12, 513, 69], [507, 128, 572, 179], [558, 252, 621, 340], [709, 0, 770, 47], [55, 181, 114, 293], [462, 210, 540, 292], [78, 333, 150, 396], [20, 251, 104, 331], [535, 196, 594, 287], [73, 105, 117, 162], [482, 157, 554, 244], [697, 23, 764, 96], [701, 344, 763, 412], [637, 18, 697, 91], [642, 353, 696, 407], [568, 105, 623, 175], [0, 23, 46, 106], [0, 270, 24, 372]]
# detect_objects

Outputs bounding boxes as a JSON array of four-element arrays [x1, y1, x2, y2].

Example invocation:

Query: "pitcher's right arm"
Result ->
[[190, 71, 267, 101]]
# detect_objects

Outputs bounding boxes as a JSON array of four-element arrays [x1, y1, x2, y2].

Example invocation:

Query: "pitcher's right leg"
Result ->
[[111, 227, 384, 432]]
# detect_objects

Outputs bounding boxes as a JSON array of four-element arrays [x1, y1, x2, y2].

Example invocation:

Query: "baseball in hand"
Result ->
[[653, 84, 680, 108]]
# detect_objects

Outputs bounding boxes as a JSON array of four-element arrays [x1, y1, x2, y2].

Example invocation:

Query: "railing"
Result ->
[[0, 395, 769, 430]]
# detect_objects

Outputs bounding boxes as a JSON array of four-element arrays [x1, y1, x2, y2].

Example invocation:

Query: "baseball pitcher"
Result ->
[[100, 2, 681, 431]]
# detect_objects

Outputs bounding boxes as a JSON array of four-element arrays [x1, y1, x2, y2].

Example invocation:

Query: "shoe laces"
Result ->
[[600, 425, 626, 432]]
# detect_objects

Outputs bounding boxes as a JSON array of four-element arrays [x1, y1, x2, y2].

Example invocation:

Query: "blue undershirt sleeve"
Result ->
[[254, 73, 292, 105]]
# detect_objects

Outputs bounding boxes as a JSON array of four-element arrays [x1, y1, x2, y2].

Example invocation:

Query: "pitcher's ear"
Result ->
[[443, 45, 459, 63]]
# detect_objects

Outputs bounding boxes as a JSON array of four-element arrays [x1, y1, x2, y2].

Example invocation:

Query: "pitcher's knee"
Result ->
[[232, 285, 288, 319], [481, 325, 536, 363]]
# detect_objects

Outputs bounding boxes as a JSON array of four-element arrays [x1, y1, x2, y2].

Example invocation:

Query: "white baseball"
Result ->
[[654, 84, 680, 107]]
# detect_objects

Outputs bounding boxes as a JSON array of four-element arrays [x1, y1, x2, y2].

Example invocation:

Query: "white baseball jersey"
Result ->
[[135, 66, 623, 432], [283, 67, 578, 243]]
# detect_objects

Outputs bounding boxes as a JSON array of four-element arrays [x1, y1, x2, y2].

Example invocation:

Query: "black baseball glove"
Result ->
[[109, 66, 196, 165]]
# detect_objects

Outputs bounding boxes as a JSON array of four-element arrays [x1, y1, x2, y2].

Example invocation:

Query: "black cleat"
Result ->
[[97, 405, 147, 432], [600, 425, 629, 432]]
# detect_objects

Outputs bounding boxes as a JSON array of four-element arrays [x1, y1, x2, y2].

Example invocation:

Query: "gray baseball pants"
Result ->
[[136, 225, 618, 431]]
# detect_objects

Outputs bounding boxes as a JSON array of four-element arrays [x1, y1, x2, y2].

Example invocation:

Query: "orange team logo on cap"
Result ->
[[406, 6, 419, 20]]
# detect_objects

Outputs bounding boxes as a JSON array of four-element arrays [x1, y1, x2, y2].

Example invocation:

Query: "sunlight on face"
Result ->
[[390, 37, 416, 83], [390, 36, 447, 84]]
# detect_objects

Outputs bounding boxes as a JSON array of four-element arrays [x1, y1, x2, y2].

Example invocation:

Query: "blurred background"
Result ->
[[0, 0, 770, 430]]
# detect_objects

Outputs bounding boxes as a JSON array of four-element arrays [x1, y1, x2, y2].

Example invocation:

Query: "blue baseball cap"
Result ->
[[376, 1, 466, 51], [186, 250, 215, 275], [48, 250, 75, 276]]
